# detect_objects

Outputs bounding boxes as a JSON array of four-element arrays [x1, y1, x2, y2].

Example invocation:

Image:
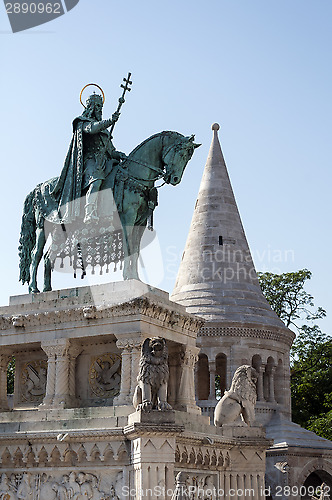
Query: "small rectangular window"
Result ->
[[219, 236, 223, 246]]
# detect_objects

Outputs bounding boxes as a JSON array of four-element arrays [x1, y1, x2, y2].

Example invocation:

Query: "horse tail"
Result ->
[[18, 189, 37, 285]]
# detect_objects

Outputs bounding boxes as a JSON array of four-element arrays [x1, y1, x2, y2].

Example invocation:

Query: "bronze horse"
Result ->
[[19, 131, 200, 293]]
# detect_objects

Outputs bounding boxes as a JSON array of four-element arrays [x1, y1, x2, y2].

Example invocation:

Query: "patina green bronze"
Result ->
[[18, 75, 200, 293]]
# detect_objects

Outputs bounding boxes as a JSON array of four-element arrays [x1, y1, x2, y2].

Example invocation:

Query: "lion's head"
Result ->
[[229, 365, 258, 405], [141, 337, 168, 365]]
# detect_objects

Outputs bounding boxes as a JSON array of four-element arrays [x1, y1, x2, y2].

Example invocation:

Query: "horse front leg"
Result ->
[[43, 251, 52, 292], [129, 224, 146, 280], [29, 227, 46, 294], [122, 224, 140, 281]]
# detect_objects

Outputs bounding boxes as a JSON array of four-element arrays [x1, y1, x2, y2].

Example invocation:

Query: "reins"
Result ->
[[121, 157, 165, 183], [119, 135, 186, 188]]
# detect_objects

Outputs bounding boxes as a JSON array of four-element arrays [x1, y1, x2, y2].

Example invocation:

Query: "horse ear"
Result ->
[[187, 135, 201, 148]]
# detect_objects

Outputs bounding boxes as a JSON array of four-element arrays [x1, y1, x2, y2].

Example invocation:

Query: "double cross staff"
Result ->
[[110, 72, 132, 138], [98, 72, 132, 169]]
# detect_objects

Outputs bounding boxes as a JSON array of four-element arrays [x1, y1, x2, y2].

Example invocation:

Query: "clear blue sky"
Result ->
[[1, 0, 331, 334]]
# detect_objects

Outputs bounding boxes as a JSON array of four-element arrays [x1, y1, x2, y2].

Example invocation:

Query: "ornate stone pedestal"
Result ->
[[0, 281, 270, 499]]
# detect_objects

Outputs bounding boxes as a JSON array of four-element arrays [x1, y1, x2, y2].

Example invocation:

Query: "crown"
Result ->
[[86, 93, 103, 107]]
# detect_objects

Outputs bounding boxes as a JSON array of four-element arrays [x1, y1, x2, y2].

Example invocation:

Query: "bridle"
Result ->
[[120, 156, 165, 183], [118, 138, 190, 189]]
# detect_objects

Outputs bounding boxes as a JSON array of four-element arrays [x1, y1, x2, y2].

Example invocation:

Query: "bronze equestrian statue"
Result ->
[[18, 75, 200, 293]]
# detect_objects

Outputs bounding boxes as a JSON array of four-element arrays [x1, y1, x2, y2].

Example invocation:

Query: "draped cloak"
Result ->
[[35, 116, 112, 225]]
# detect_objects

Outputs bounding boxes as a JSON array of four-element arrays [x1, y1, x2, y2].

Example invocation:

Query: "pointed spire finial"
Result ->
[[211, 122, 220, 131]]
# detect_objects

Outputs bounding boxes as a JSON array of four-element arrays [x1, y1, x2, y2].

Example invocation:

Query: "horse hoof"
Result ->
[[29, 286, 40, 294], [43, 287, 52, 292], [123, 274, 141, 281]]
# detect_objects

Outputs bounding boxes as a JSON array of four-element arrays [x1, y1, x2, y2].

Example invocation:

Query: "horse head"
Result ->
[[162, 134, 201, 185]]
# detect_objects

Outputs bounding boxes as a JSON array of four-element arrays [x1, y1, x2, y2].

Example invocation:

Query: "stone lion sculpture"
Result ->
[[133, 337, 172, 412], [214, 365, 258, 427]]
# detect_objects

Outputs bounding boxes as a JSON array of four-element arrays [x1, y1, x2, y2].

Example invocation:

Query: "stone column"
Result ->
[[51, 339, 70, 408], [208, 360, 216, 400], [130, 341, 142, 400], [244, 473, 251, 494], [230, 474, 238, 500], [251, 474, 259, 500], [114, 339, 141, 406], [114, 340, 132, 405], [54, 341, 70, 407], [257, 474, 264, 500], [40, 343, 57, 407], [41, 339, 79, 409], [256, 365, 265, 402], [237, 474, 244, 500], [224, 472, 231, 500], [0, 351, 11, 411], [177, 345, 201, 414], [268, 366, 276, 403], [168, 349, 181, 407], [68, 344, 82, 407], [194, 360, 199, 400]]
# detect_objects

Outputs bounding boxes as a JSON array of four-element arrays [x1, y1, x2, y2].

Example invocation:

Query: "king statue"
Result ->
[[51, 90, 127, 224]]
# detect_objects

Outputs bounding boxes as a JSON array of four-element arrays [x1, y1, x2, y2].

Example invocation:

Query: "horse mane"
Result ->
[[128, 131, 184, 157]]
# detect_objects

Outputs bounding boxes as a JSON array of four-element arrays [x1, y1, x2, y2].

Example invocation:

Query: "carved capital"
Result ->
[[116, 339, 142, 352], [68, 344, 82, 360], [41, 339, 71, 359], [181, 346, 199, 368]]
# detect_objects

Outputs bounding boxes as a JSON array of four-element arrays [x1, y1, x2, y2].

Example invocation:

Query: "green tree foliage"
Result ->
[[258, 269, 332, 440], [7, 357, 15, 394], [257, 269, 326, 328], [291, 326, 332, 439]]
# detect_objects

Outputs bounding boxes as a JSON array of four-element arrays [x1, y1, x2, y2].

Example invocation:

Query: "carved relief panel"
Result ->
[[13, 350, 48, 408], [20, 360, 48, 404], [175, 471, 219, 500], [75, 341, 121, 406], [89, 353, 121, 398], [0, 469, 125, 499]]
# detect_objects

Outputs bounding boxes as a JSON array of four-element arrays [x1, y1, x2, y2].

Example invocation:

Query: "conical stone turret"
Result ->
[[171, 123, 294, 422], [172, 123, 283, 329]]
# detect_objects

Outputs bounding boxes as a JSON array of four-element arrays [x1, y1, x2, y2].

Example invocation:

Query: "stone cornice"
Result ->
[[199, 323, 295, 347], [267, 445, 332, 455], [0, 428, 125, 445], [123, 422, 185, 438], [177, 432, 269, 447], [177, 433, 232, 447], [0, 297, 204, 335]]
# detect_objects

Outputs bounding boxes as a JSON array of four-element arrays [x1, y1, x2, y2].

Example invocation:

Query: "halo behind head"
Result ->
[[80, 83, 105, 108]]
